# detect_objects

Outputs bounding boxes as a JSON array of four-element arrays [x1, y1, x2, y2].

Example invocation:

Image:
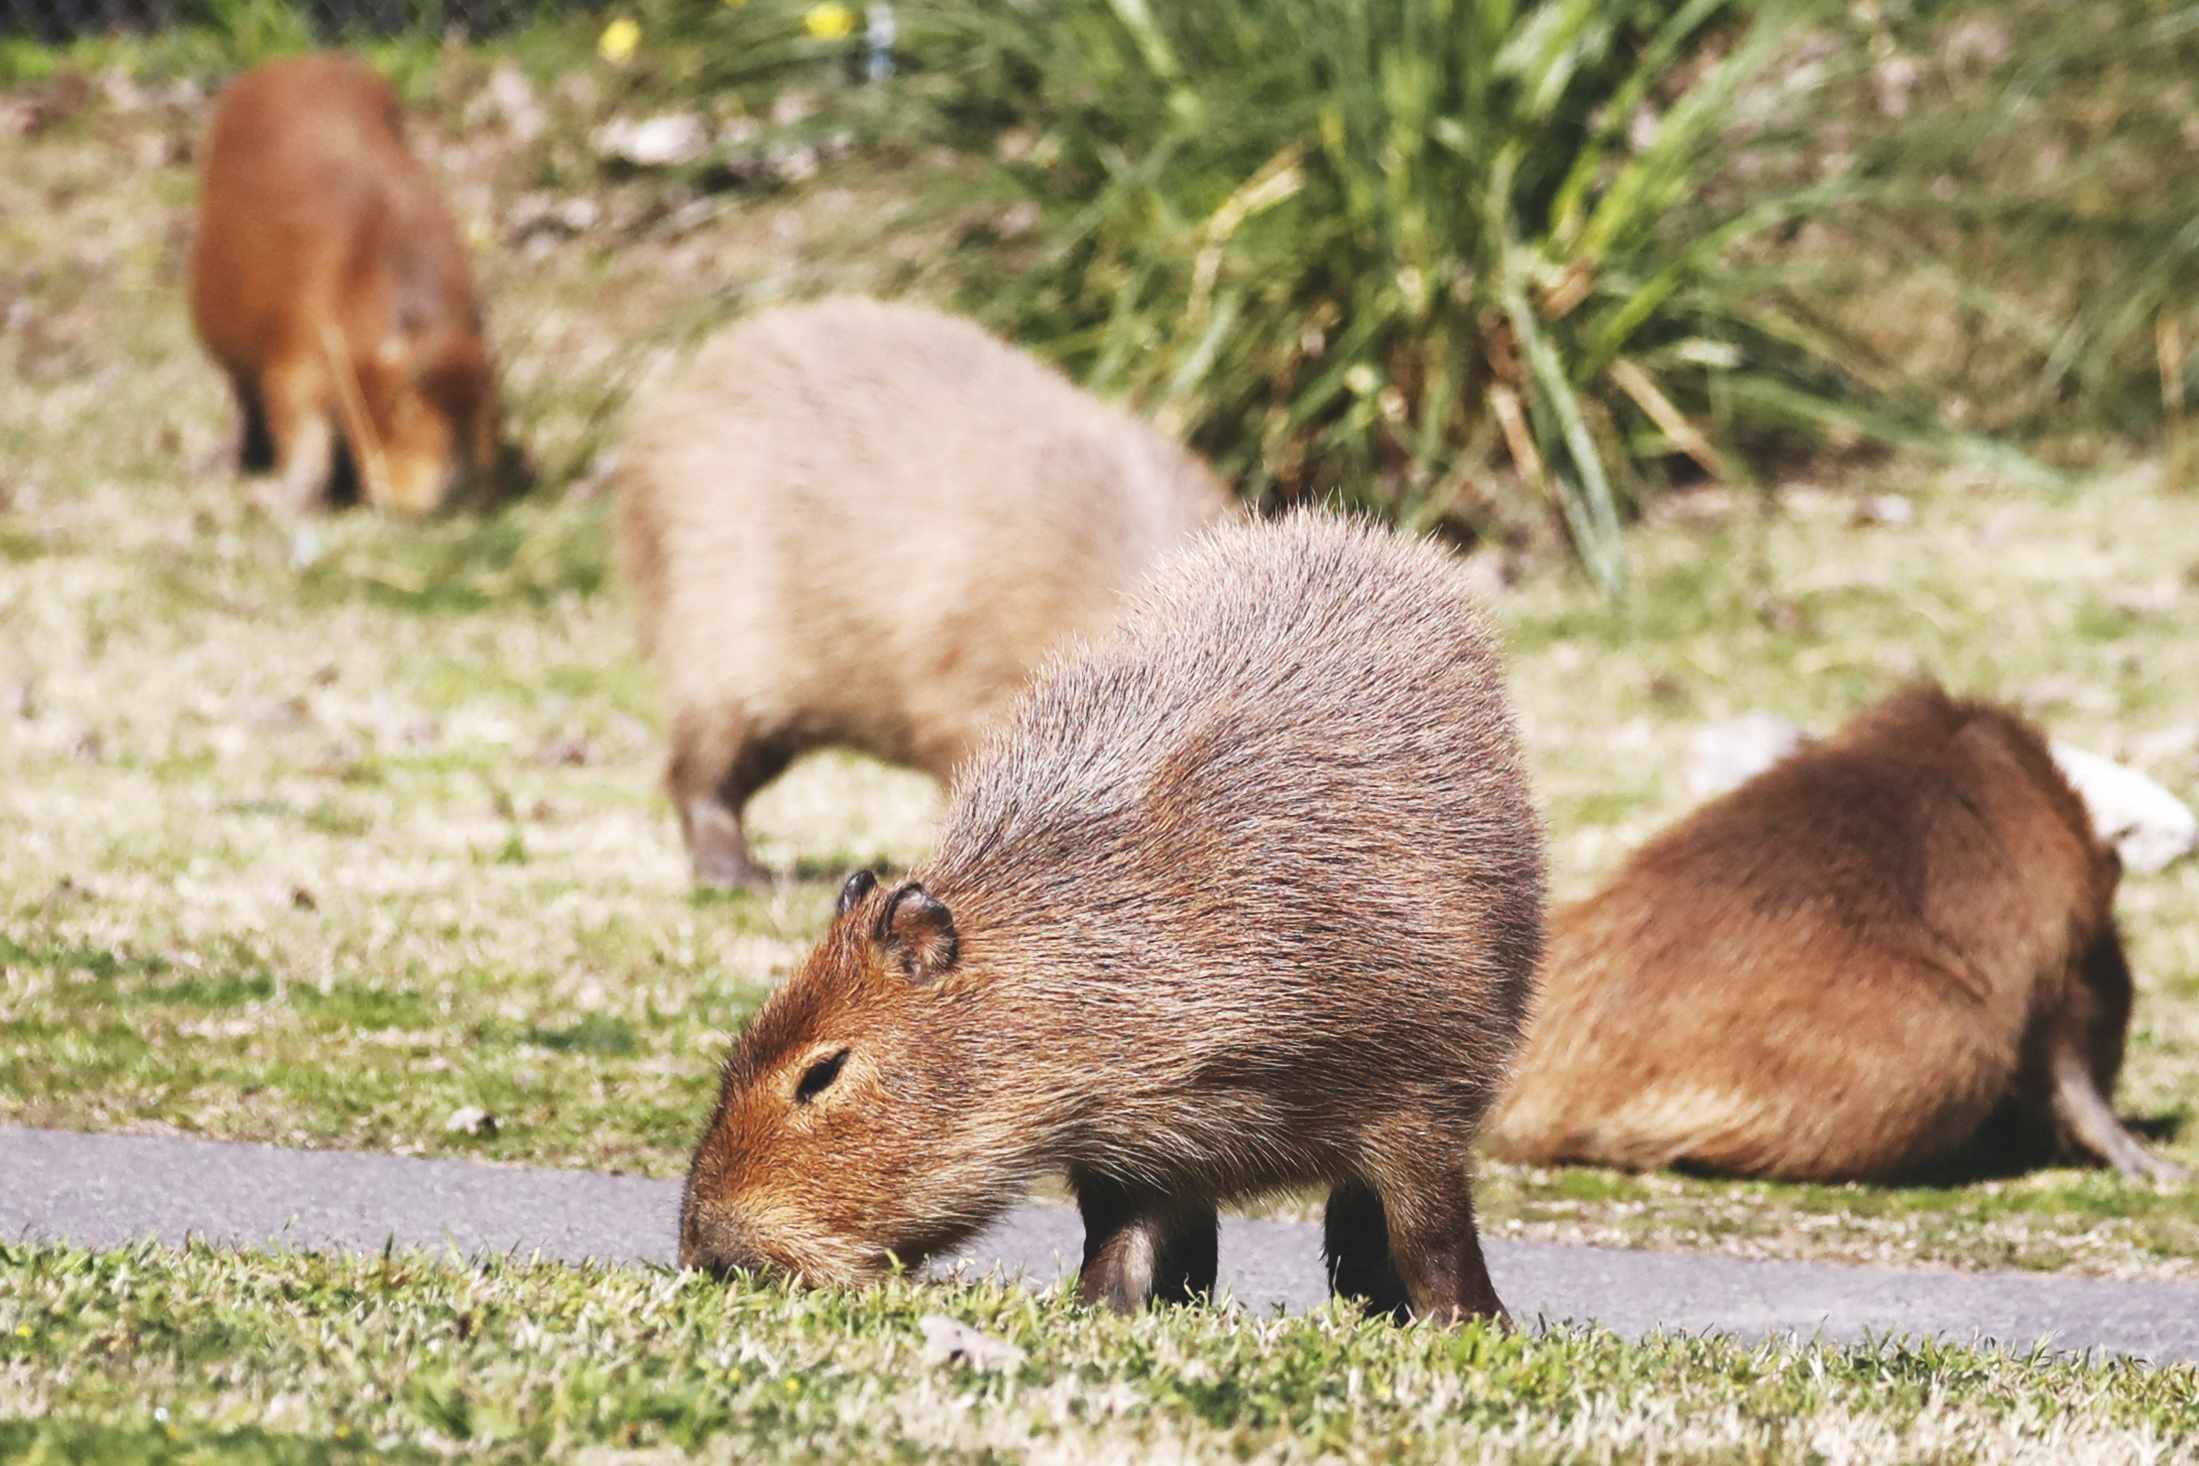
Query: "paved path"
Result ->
[[7, 1126, 2197, 1364]]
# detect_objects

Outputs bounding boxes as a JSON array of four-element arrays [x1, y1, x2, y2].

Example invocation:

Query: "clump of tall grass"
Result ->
[[1827, 0, 2199, 467], [896, 0, 2008, 585]]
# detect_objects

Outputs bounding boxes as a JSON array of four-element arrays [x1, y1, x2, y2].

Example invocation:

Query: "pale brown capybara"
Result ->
[[1485, 683, 2189, 1184], [617, 297, 1233, 889], [678, 511, 1546, 1324], [190, 53, 509, 517]]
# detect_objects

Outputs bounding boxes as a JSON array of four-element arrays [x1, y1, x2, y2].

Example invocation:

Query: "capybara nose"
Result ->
[[677, 1205, 764, 1280]]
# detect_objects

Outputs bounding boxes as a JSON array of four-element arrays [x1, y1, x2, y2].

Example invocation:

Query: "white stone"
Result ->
[[1686, 714, 1809, 801], [2049, 742, 2199, 874]]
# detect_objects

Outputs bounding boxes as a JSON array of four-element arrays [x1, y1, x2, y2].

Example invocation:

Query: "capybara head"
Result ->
[[679, 870, 1012, 1285], [351, 295, 512, 517], [1827, 681, 2123, 910]]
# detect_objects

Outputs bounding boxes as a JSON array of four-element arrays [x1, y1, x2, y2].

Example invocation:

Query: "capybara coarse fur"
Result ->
[[618, 297, 1234, 888], [1485, 683, 2188, 1184], [679, 511, 1546, 1323], [190, 53, 508, 517]]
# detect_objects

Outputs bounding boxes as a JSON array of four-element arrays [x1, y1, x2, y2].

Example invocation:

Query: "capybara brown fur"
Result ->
[[1485, 683, 2188, 1184], [190, 53, 508, 517], [617, 297, 1233, 888], [679, 511, 1546, 1323]]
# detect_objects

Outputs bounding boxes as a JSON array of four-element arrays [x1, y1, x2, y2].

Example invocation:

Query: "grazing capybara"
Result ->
[[190, 53, 507, 516], [617, 297, 1233, 888], [1485, 683, 2189, 1184], [679, 511, 1545, 1323]]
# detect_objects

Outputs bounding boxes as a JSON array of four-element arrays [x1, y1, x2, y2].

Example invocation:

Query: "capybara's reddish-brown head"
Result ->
[[679, 870, 1022, 1285], [348, 280, 508, 517]]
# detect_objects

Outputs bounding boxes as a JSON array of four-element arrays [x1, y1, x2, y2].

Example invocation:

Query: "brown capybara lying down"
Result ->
[[618, 296, 1233, 888], [1485, 683, 2188, 1184], [679, 512, 1546, 1323], [190, 53, 509, 516]]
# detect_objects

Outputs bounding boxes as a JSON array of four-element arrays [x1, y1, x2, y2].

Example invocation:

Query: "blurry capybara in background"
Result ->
[[679, 512, 1546, 1323], [1486, 683, 2188, 1184], [190, 53, 511, 517], [618, 296, 1234, 888]]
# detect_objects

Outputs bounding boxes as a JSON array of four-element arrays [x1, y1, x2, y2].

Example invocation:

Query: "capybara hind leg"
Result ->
[[668, 709, 793, 889], [234, 375, 275, 474], [1372, 1153, 1506, 1325], [2047, 1030, 2188, 1181], [2035, 931, 2187, 1180], [1073, 1172, 1219, 1311], [1323, 1178, 1410, 1323]]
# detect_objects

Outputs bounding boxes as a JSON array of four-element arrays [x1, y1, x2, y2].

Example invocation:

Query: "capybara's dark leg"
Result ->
[[1374, 1153, 1507, 1325], [1073, 1172, 1218, 1311], [2018, 931, 2188, 1181], [668, 707, 795, 889], [1322, 1178, 1410, 1322], [235, 375, 275, 473]]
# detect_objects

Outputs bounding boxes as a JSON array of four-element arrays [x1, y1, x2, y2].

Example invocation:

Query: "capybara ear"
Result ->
[[836, 868, 879, 916], [875, 882, 958, 981]]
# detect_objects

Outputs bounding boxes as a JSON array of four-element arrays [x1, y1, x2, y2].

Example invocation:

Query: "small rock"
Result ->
[[593, 113, 709, 170], [290, 526, 323, 571], [445, 1106, 499, 1138], [472, 64, 546, 144], [291, 886, 318, 911], [917, 1314, 1025, 1374], [2049, 742, 2199, 874], [1872, 54, 1921, 119], [1687, 714, 1809, 800], [769, 89, 818, 128]]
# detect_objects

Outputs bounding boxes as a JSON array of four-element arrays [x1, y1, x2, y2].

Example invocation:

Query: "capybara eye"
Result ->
[[836, 869, 878, 916], [796, 1048, 849, 1104]]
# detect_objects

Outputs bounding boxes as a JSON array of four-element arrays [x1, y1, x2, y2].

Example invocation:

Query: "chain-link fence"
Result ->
[[0, 0, 552, 42]]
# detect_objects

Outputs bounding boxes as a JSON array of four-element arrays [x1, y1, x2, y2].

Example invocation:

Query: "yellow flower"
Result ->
[[804, 2, 856, 40], [12, 1325, 28, 1338], [598, 16, 641, 64]]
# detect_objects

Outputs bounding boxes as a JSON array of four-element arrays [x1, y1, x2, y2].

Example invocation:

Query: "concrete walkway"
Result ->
[[7, 1125, 2196, 1363]]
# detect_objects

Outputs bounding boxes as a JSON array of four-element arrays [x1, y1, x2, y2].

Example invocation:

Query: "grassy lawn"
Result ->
[[2, 1241, 2195, 1462], [4, 59, 2198, 1287]]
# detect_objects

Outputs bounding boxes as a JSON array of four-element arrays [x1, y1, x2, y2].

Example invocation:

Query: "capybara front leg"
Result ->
[[2049, 1036, 2189, 1181], [1322, 1178, 1410, 1322], [260, 360, 336, 513], [1073, 1172, 1218, 1312], [1374, 1154, 1507, 1325]]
